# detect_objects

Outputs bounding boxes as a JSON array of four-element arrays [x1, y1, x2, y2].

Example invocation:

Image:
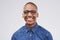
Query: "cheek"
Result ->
[[32, 16, 37, 21], [23, 14, 27, 18], [22, 15, 27, 21], [33, 15, 37, 19], [33, 14, 38, 17]]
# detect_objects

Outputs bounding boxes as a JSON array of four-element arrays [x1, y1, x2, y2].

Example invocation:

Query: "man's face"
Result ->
[[22, 4, 38, 25]]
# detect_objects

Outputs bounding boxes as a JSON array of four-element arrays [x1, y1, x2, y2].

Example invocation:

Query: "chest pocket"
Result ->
[[33, 33, 44, 40], [17, 34, 27, 40]]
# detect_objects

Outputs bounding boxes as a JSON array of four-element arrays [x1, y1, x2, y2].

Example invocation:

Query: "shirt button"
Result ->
[[30, 33, 32, 37]]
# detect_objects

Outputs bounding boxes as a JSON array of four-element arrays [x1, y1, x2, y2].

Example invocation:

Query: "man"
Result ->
[[11, 2, 53, 40]]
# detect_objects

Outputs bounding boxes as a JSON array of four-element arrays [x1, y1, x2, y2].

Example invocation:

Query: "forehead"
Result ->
[[24, 4, 37, 10]]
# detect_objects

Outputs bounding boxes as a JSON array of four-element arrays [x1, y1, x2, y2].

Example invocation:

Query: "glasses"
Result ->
[[23, 10, 37, 15]]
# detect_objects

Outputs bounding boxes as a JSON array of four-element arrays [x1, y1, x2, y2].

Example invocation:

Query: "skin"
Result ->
[[22, 4, 39, 28]]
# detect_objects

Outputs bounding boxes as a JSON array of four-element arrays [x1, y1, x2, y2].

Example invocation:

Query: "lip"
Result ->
[[27, 18, 32, 20], [27, 18, 33, 21]]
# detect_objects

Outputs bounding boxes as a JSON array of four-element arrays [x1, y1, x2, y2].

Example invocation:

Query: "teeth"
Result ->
[[27, 18, 32, 20]]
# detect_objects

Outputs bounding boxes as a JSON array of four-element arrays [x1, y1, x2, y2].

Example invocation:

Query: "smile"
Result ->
[[27, 18, 33, 21]]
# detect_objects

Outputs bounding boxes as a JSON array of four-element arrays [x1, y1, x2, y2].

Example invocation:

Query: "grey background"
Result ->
[[0, 0, 60, 40]]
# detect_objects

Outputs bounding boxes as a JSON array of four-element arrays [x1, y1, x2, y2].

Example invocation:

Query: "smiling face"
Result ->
[[22, 3, 38, 27]]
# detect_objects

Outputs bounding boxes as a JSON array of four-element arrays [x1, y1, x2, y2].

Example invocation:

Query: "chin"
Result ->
[[27, 22, 34, 25]]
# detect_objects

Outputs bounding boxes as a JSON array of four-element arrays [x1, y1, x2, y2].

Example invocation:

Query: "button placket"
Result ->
[[30, 33, 32, 37], [29, 30, 33, 40]]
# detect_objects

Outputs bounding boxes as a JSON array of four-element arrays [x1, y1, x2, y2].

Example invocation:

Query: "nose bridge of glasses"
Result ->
[[27, 10, 32, 13], [28, 11, 32, 16]]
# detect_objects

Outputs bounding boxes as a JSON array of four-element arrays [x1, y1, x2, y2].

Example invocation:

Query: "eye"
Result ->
[[31, 10, 36, 13], [23, 10, 37, 15], [23, 11, 29, 14]]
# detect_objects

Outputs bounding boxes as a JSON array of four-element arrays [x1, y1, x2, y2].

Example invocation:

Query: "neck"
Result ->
[[26, 22, 36, 28]]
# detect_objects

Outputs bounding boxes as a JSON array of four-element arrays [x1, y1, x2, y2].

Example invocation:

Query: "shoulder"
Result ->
[[37, 25, 52, 36], [39, 25, 53, 40], [36, 25, 53, 40], [12, 26, 26, 38]]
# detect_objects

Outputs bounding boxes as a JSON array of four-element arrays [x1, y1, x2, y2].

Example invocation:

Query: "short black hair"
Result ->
[[24, 2, 38, 10]]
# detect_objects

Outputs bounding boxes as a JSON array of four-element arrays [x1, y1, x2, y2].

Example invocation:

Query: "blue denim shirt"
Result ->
[[11, 23, 53, 40]]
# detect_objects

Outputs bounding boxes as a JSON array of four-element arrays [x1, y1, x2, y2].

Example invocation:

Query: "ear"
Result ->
[[36, 13, 39, 17], [22, 13, 24, 18], [22, 13, 26, 18]]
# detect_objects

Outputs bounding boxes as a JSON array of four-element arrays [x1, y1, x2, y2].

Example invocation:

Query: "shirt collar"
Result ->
[[24, 23, 39, 33]]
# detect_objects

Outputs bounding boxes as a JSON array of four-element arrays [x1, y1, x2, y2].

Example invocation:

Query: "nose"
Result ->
[[28, 12, 32, 17]]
